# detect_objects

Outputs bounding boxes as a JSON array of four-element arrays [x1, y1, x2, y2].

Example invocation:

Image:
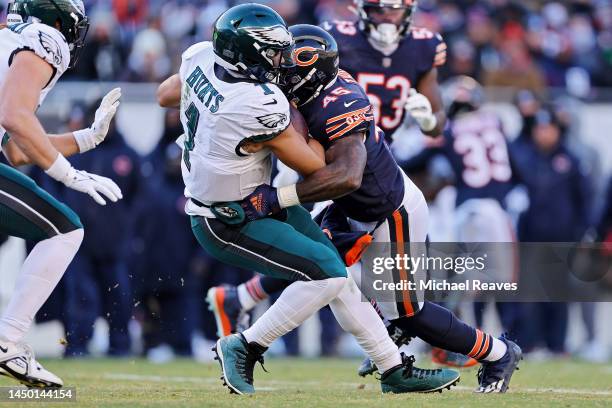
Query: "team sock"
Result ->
[[243, 277, 345, 347], [0, 229, 83, 343], [392, 301, 507, 362]]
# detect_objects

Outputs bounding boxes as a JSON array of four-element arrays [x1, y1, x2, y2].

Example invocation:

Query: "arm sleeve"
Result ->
[[19, 23, 70, 75], [323, 98, 374, 144]]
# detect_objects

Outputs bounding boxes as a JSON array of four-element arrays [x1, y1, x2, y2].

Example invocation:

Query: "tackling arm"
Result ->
[[157, 74, 181, 109], [295, 133, 367, 203]]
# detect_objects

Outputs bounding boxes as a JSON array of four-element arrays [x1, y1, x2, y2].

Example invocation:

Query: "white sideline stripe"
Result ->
[[0, 189, 60, 234], [203, 218, 312, 281], [97, 373, 612, 396]]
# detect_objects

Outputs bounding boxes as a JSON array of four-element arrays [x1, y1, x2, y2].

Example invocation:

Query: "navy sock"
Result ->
[[391, 301, 493, 359]]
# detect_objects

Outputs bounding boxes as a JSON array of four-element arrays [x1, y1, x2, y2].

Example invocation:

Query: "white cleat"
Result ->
[[0, 341, 63, 388]]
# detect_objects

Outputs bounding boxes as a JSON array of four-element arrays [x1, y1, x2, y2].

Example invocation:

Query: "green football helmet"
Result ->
[[7, 0, 89, 68], [213, 3, 294, 84]]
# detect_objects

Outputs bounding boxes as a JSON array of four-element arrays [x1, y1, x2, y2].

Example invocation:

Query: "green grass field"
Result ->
[[1, 357, 611, 407]]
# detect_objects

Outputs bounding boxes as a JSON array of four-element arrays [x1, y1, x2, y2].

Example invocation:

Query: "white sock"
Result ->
[[237, 283, 258, 311], [329, 277, 401, 374], [483, 337, 508, 362], [243, 277, 346, 347], [0, 229, 83, 343]]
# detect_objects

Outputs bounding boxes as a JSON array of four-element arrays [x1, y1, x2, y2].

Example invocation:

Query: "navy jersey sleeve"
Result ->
[[316, 71, 375, 144], [408, 27, 447, 78]]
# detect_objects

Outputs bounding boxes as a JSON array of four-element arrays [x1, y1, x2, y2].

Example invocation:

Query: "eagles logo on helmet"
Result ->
[[7, 0, 89, 68]]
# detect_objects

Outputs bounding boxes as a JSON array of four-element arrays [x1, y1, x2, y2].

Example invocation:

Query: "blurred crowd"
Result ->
[[11, 0, 606, 98]]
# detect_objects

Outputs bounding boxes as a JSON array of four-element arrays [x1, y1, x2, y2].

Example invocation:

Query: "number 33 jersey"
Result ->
[[322, 20, 446, 140], [177, 42, 290, 212]]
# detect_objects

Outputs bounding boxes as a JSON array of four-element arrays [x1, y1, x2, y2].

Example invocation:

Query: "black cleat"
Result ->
[[475, 335, 522, 393]]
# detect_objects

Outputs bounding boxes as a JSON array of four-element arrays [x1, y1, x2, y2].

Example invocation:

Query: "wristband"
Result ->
[[277, 184, 300, 209], [419, 115, 438, 132], [45, 154, 73, 183], [73, 128, 95, 153]]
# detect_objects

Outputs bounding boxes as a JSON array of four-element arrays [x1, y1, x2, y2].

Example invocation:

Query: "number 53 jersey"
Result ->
[[322, 20, 446, 140], [177, 42, 290, 212]]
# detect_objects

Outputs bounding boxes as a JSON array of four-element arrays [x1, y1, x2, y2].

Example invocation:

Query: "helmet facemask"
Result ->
[[356, 0, 417, 46]]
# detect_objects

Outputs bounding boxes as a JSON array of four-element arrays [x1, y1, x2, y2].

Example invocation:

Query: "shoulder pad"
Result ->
[[182, 41, 212, 61], [17, 23, 70, 73]]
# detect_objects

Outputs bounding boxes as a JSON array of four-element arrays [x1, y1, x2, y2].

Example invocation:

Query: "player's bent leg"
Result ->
[[191, 213, 347, 394], [0, 163, 84, 388], [329, 277, 460, 393]]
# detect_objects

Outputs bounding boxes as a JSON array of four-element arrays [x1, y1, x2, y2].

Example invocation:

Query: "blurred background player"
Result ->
[[0, 0, 122, 387], [323, 0, 447, 141], [510, 107, 592, 357]]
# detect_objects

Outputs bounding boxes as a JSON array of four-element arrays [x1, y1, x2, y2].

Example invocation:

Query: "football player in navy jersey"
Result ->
[[321, 0, 447, 141], [403, 76, 515, 215], [210, 25, 521, 394]]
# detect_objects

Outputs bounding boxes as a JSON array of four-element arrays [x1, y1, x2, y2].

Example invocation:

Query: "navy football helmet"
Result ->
[[355, 0, 417, 46]]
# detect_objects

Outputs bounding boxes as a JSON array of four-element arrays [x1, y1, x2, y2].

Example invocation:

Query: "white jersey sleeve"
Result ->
[[17, 23, 70, 75], [239, 85, 290, 143], [179, 41, 210, 83]]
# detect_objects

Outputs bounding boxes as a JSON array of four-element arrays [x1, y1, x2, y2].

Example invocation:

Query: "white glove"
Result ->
[[405, 88, 437, 132], [46, 155, 123, 206], [73, 88, 122, 153]]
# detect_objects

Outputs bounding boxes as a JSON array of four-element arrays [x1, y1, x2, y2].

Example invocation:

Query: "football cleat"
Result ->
[[0, 341, 63, 388], [358, 356, 377, 377], [432, 348, 478, 368], [212, 334, 267, 395], [380, 354, 460, 393], [207, 286, 249, 338], [475, 335, 522, 393], [358, 321, 413, 377]]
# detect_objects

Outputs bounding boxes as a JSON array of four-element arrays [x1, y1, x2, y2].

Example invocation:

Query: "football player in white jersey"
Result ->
[[158, 3, 462, 395], [0, 0, 123, 387]]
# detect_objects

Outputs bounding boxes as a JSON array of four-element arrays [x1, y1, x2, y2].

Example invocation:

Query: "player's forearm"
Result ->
[[157, 74, 181, 108], [48, 132, 81, 158], [294, 136, 367, 203], [422, 110, 446, 137], [1, 109, 60, 169], [296, 163, 362, 203]]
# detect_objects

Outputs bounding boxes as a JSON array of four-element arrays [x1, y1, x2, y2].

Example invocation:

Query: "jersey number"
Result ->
[[453, 127, 512, 188], [183, 103, 200, 172], [357, 74, 411, 131]]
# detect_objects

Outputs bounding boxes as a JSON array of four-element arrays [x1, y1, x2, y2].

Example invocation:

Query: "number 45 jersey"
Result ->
[[177, 42, 290, 213], [322, 20, 446, 140]]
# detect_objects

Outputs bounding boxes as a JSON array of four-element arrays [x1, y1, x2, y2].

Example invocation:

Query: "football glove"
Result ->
[[46, 155, 123, 206], [240, 184, 281, 222], [74, 88, 122, 153], [405, 88, 437, 132]]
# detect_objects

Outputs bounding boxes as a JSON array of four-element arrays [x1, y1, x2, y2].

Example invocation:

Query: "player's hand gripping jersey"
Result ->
[[322, 20, 446, 139], [0, 22, 70, 144], [178, 42, 290, 214], [300, 70, 405, 222]]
